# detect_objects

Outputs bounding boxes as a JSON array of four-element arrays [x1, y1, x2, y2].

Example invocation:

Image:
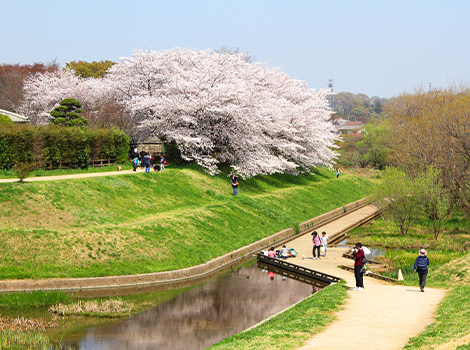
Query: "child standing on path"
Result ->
[[414, 249, 430, 292], [321, 231, 329, 257], [312, 231, 322, 260]]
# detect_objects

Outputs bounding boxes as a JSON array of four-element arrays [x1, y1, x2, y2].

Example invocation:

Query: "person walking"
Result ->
[[336, 167, 340, 178], [352, 242, 365, 290], [160, 155, 166, 172], [139, 147, 147, 169], [414, 249, 430, 292], [231, 175, 239, 196], [142, 150, 151, 173], [320, 231, 329, 257], [312, 231, 322, 260]]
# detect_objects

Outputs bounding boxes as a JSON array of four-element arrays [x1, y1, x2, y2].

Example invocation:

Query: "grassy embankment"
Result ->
[[0, 164, 376, 279], [347, 216, 470, 349], [0, 165, 376, 349]]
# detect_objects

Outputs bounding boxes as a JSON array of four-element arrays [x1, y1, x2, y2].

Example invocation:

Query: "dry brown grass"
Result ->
[[0, 204, 214, 270], [340, 167, 381, 181], [434, 253, 470, 286], [0, 193, 78, 230], [49, 299, 134, 316], [0, 317, 57, 332]]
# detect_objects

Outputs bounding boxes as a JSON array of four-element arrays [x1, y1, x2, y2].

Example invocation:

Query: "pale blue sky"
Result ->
[[2, 0, 469, 97]]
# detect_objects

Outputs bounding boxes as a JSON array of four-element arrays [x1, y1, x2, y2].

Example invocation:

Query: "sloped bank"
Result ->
[[0, 197, 373, 293]]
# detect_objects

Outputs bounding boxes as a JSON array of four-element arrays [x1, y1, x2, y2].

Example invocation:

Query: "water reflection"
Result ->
[[62, 260, 327, 350], [368, 248, 386, 260]]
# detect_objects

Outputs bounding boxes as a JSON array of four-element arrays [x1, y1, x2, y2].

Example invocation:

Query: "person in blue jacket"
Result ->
[[142, 149, 151, 173], [414, 249, 430, 292]]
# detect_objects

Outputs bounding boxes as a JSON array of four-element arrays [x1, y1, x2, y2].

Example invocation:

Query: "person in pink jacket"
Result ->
[[268, 247, 276, 258], [312, 231, 322, 259]]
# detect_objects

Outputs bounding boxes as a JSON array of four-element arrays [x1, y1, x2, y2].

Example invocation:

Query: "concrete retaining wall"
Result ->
[[0, 197, 372, 293]]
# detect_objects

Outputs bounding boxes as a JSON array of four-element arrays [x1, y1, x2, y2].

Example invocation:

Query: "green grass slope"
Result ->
[[0, 165, 375, 279]]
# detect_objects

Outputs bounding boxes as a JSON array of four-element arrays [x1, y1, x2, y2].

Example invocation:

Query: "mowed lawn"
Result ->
[[0, 165, 376, 279]]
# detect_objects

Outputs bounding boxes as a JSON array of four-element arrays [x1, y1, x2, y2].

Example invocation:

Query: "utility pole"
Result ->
[[328, 79, 334, 110]]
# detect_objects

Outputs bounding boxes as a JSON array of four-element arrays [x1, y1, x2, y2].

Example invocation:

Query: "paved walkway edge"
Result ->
[[0, 197, 375, 293]]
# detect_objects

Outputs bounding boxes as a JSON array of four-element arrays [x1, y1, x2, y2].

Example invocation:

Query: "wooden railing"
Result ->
[[89, 158, 117, 167], [256, 253, 342, 284], [41, 158, 117, 170]]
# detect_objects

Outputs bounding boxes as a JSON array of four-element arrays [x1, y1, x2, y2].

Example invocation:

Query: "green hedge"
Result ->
[[0, 125, 129, 170]]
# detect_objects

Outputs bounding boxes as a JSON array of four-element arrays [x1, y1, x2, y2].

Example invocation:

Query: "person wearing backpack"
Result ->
[[414, 249, 430, 292], [352, 242, 365, 290], [130, 148, 139, 172]]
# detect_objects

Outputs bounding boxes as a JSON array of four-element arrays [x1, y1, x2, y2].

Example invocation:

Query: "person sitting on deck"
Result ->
[[288, 247, 298, 257], [280, 245, 289, 259], [268, 247, 277, 258]]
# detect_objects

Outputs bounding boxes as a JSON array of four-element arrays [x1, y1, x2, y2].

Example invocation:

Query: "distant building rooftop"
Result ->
[[337, 120, 364, 134], [0, 109, 29, 123]]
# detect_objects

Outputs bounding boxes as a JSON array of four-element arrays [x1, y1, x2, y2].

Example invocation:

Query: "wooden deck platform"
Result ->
[[256, 253, 342, 284]]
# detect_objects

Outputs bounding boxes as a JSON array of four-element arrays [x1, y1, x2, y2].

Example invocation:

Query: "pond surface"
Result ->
[[336, 241, 386, 261], [60, 260, 328, 350]]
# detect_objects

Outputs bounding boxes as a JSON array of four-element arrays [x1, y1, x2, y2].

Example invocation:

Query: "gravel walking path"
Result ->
[[277, 207, 446, 350], [0, 168, 139, 183]]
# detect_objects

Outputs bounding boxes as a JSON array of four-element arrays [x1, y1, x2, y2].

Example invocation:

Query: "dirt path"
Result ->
[[0, 168, 141, 183], [276, 211, 446, 350]]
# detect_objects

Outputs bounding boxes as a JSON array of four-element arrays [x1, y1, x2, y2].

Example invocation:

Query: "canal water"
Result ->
[[60, 260, 328, 350]]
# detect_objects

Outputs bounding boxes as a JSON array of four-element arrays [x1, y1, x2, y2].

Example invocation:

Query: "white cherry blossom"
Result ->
[[21, 48, 338, 177]]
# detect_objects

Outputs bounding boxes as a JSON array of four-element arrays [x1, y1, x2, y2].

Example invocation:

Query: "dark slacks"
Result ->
[[354, 265, 364, 288], [418, 272, 427, 290], [312, 245, 321, 258]]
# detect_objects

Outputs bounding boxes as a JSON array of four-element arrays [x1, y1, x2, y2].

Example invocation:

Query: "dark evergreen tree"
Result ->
[[50, 98, 87, 126]]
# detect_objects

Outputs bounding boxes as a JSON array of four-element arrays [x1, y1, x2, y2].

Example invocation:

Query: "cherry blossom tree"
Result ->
[[20, 69, 82, 124], [21, 48, 338, 177], [105, 48, 338, 176]]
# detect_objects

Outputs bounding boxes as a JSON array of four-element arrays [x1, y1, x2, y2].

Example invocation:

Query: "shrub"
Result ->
[[14, 162, 36, 181], [0, 125, 129, 170]]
